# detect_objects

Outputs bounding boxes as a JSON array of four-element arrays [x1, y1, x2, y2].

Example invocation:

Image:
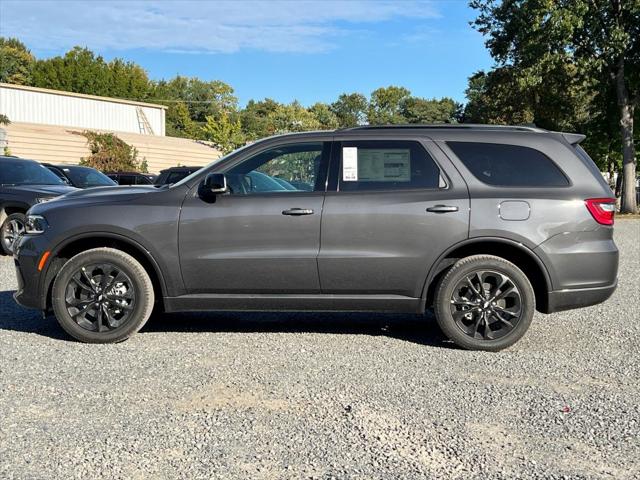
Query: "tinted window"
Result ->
[[136, 175, 153, 185], [62, 166, 115, 187], [0, 159, 65, 186], [166, 171, 190, 184], [226, 143, 328, 195], [118, 175, 136, 185], [338, 140, 441, 192], [447, 142, 569, 187]]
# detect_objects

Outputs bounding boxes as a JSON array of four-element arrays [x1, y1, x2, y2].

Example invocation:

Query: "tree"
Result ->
[[266, 102, 322, 134], [80, 131, 142, 172], [165, 101, 198, 139], [401, 97, 462, 124], [239, 98, 281, 139], [471, 0, 639, 212], [330, 93, 369, 127], [308, 102, 339, 130], [0, 37, 35, 84], [152, 76, 237, 124], [201, 112, 245, 154], [368, 86, 411, 125]]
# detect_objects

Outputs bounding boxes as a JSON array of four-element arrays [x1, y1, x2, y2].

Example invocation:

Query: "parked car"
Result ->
[[106, 172, 156, 185], [154, 166, 201, 186], [44, 164, 117, 189], [14, 125, 618, 350], [0, 156, 77, 254]]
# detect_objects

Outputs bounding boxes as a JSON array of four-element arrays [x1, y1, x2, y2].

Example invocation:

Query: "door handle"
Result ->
[[426, 205, 459, 213], [282, 208, 314, 216]]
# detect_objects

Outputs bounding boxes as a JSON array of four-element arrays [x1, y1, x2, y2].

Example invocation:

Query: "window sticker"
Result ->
[[342, 147, 358, 181], [358, 149, 411, 182]]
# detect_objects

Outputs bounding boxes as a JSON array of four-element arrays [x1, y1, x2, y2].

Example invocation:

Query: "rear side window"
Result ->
[[338, 140, 442, 192], [447, 142, 569, 187]]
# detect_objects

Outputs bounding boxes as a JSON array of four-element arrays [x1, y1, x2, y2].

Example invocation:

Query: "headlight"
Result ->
[[36, 197, 55, 204], [25, 215, 48, 234]]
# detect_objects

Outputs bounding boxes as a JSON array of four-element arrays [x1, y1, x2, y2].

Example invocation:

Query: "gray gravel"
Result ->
[[1, 220, 639, 479]]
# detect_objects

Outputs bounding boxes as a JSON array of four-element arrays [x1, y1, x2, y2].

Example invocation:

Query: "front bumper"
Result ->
[[13, 235, 49, 311], [545, 281, 617, 313]]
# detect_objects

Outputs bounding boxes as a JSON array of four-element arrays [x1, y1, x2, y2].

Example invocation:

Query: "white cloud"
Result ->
[[0, 0, 440, 54]]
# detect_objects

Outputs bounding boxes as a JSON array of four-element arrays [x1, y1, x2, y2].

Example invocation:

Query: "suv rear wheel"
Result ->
[[52, 247, 154, 343], [1, 212, 26, 255], [434, 255, 535, 351]]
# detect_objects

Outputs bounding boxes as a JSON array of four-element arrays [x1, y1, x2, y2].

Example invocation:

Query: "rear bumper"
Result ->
[[545, 281, 617, 314]]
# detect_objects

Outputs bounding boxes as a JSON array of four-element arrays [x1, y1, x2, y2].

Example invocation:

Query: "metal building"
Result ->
[[0, 83, 166, 136]]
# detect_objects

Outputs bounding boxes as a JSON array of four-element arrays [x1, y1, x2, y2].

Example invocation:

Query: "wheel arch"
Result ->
[[421, 237, 553, 313], [0, 201, 30, 225], [41, 233, 167, 311]]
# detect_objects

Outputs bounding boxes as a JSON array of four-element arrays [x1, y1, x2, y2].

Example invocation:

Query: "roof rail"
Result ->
[[336, 124, 548, 133]]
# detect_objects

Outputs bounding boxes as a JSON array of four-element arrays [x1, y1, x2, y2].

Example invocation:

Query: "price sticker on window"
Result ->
[[342, 147, 358, 181]]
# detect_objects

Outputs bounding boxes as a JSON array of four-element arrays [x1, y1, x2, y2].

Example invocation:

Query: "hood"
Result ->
[[6, 184, 78, 196], [61, 184, 159, 199], [29, 184, 164, 215]]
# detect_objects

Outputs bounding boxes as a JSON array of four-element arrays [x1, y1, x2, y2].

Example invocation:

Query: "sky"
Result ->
[[0, 0, 494, 107]]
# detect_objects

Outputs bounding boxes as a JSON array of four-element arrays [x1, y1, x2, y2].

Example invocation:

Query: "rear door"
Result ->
[[318, 136, 470, 298]]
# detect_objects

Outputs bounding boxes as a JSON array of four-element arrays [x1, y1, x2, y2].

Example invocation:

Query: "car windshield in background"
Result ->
[[62, 166, 115, 188], [0, 159, 65, 186]]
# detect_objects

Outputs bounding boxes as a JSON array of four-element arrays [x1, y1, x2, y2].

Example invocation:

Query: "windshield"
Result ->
[[0, 159, 65, 186], [63, 166, 116, 188]]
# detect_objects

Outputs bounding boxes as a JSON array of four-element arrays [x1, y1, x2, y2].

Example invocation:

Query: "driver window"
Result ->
[[226, 143, 327, 195]]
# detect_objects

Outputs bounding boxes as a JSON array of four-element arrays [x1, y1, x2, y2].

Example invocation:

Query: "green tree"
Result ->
[[330, 93, 368, 127], [201, 112, 245, 154], [401, 97, 462, 124], [267, 101, 322, 134], [165, 101, 198, 138], [308, 102, 339, 129], [239, 98, 281, 139], [80, 131, 141, 172], [152, 76, 237, 124], [471, 0, 639, 212], [0, 37, 34, 84], [368, 86, 411, 125]]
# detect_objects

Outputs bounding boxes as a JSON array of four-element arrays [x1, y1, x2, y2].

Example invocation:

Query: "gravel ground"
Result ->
[[0, 220, 639, 480]]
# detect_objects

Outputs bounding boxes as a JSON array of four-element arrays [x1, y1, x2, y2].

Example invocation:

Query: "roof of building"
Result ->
[[0, 82, 167, 110]]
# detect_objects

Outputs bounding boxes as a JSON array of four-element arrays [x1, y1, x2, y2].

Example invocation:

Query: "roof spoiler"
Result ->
[[560, 132, 586, 145]]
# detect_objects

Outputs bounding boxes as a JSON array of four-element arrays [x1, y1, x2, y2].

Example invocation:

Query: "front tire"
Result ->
[[434, 255, 535, 351], [52, 247, 155, 343], [1, 212, 26, 255]]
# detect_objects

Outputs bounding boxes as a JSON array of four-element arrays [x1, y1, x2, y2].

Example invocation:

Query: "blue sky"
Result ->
[[1, 0, 493, 106]]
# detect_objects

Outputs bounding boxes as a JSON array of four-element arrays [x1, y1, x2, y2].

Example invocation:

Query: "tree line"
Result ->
[[0, 0, 638, 212]]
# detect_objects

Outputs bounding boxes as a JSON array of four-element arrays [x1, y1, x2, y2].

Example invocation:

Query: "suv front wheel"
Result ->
[[434, 255, 535, 351], [52, 247, 155, 343]]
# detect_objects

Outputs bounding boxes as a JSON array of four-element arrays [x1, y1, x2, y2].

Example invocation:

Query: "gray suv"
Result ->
[[13, 125, 618, 350]]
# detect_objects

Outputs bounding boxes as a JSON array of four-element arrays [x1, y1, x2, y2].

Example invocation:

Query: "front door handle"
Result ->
[[426, 205, 459, 213], [282, 208, 314, 216]]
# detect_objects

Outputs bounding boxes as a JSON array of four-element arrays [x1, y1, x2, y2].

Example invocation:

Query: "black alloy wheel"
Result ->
[[65, 263, 136, 332], [449, 270, 522, 341]]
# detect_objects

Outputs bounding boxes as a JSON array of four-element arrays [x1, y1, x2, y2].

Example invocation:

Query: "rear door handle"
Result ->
[[282, 208, 314, 216], [426, 205, 459, 213]]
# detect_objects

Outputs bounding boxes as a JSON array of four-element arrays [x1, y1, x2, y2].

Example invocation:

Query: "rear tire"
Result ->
[[434, 255, 535, 351], [52, 247, 154, 343], [1, 212, 26, 255]]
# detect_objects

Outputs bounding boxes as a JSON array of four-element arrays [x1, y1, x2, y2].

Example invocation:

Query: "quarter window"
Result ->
[[447, 142, 569, 187], [338, 140, 442, 192]]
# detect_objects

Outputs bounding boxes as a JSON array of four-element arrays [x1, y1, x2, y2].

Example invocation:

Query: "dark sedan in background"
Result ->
[[44, 164, 117, 189]]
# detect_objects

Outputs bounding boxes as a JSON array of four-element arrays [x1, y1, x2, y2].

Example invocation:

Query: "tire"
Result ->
[[434, 255, 535, 352], [1, 212, 26, 255], [52, 247, 155, 343]]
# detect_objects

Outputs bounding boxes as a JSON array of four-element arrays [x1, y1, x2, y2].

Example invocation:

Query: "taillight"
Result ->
[[585, 198, 616, 225]]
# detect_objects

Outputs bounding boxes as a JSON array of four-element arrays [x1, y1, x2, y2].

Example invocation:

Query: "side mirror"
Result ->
[[202, 173, 228, 194]]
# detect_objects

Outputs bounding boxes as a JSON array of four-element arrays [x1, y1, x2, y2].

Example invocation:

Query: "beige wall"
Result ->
[[2, 122, 221, 174]]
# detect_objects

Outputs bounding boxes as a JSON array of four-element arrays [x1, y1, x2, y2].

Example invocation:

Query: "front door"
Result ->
[[318, 138, 470, 298], [179, 141, 331, 294]]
